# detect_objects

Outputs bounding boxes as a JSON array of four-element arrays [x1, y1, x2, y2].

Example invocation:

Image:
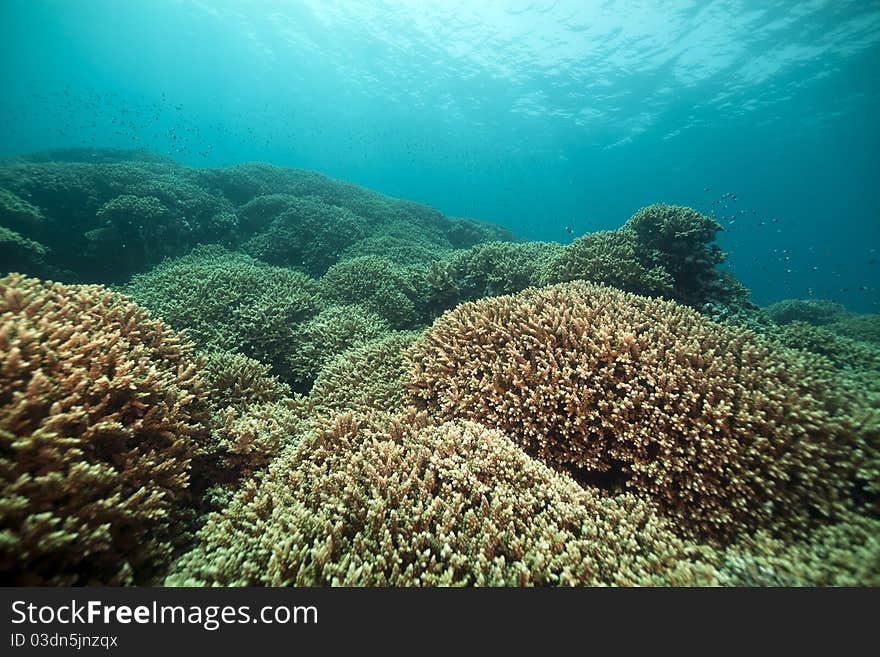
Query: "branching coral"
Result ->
[[286, 305, 391, 388], [308, 332, 418, 418], [425, 241, 563, 316], [242, 196, 365, 276], [320, 256, 419, 329], [0, 187, 44, 234], [123, 246, 322, 381], [0, 158, 239, 282], [826, 314, 880, 345], [200, 399, 308, 510], [406, 281, 875, 539], [443, 217, 517, 248], [0, 273, 210, 585], [622, 203, 726, 305], [714, 512, 880, 586], [771, 321, 880, 388], [540, 205, 744, 308], [541, 230, 674, 297], [342, 235, 450, 267], [0, 225, 48, 275], [199, 351, 293, 413], [765, 298, 850, 327], [166, 411, 717, 586]]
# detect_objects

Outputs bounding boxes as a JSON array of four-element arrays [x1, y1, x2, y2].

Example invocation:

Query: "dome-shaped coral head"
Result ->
[[0, 273, 210, 585], [406, 280, 876, 540]]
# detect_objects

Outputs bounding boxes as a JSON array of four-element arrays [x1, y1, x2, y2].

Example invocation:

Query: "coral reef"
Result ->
[[406, 281, 876, 539], [342, 235, 450, 267], [443, 216, 517, 248], [0, 156, 238, 282], [425, 241, 563, 315], [201, 399, 307, 510], [0, 151, 513, 285], [0, 225, 48, 275], [0, 274, 210, 585], [771, 322, 880, 386], [714, 512, 880, 586], [199, 351, 293, 412], [166, 411, 717, 586], [2, 149, 877, 587], [542, 204, 745, 309], [542, 230, 674, 297], [622, 204, 729, 306], [826, 314, 880, 345]]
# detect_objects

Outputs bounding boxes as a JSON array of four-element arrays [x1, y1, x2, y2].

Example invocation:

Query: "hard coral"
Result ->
[[426, 241, 563, 316], [765, 298, 850, 327], [242, 195, 365, 276], [622, 204, 726, 306], [123, 246, 322, 382], [541, 229, 673, 297], [308, 332, 418, 418], [167, 411, 716, 586], [406, 281, 874, 539], [0, 273, 210, 585], [320, 256, 418, 329], [286, 305, 391, 388], [200, 350, 293, 413]]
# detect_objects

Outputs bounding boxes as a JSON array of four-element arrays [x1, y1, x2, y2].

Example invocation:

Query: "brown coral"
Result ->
[[167, 411, 716, 586], [0, 274, 211, 585], [405, 281, 874, 539]]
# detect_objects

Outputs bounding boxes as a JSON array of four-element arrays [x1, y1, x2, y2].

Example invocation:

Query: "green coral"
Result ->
[[199, 351, 293, 413], [286, 305, 391, 388], [424, 241, 562, 315], [443, 217, 517, 248], [542, 229, 674, 297], [540, 205, 742, 308], [123, 246, 322, 381], [242, 196, 365, 276], [0, 225, 48, 274], [320, 256, 419, 329], [715, 512, 880, 586], [622, 204, 726, 302], [826, 314, 880, 345], [0, 156, 238, 282], [342, 235, 450, 266], [0, 187, 44, 234], [766, 298, 850, 327]]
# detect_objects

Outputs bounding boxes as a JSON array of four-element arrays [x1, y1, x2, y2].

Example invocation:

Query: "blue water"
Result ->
[[2, 0, 878, 310]]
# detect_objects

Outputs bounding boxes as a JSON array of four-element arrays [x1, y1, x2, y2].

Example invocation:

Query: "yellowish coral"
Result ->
[[406, 281, 874, 539], [167, 411, 717, 586], [308, 332, 418, 418]]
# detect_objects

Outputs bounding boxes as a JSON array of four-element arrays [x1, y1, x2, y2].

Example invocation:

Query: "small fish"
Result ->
[[564, 226, 573, 235]]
